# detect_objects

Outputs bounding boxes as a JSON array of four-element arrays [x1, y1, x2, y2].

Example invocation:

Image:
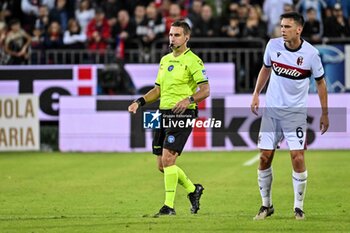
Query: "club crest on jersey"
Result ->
[[277, 52, 281, 57], [297, 56, 303, 66], [168, 65, 174, 71]]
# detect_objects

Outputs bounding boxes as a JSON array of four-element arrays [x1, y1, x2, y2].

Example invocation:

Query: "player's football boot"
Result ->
[[154, 205, 176, 217], [294, 207, 305, 220], [188, 184, 204, 214], [253, 205, 274, 220]]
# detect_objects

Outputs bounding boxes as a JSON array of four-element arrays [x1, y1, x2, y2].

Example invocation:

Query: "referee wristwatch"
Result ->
[[188, 96, 195, 104]]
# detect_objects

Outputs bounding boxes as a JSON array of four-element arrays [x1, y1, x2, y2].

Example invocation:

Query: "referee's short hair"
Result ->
[[280, 12, 305, 27], [171, 20, 191, 35]]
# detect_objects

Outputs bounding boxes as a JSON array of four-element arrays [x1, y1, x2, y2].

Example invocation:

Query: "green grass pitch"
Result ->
[[0, 150, 349, 233]]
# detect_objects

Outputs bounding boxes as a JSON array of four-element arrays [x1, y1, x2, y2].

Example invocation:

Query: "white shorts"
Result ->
[[258, 115, 307, 150]]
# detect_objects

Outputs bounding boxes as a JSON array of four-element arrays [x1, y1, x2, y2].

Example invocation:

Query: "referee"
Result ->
[[128, 20, 210, 216]]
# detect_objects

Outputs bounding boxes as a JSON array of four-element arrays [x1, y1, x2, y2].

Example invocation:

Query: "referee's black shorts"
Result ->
[[152, 109, 197, 156]]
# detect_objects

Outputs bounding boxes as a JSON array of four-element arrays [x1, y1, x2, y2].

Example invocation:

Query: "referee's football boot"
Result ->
[[294, 207, 305, 220], [154, 205, 176, 217], [253, 205, 274, 220], [188, 184, 204, 214]]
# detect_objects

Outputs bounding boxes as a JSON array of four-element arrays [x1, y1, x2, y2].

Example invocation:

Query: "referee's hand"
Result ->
[[128, 102, 139, 114], [173, 98, 190, 114]]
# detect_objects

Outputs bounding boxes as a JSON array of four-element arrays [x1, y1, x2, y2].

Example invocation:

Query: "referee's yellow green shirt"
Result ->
[[155, 48, 209, 110]]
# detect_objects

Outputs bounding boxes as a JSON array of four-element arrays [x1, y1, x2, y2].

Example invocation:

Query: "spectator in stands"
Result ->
[[86, 8, 110, 51], [115, 0, 138, 17], [63, 18, 86, 63], [178, 0, 192, 12], [21, 0, 55, 32], [226, 2, 240, 17], [263, 0, 293, 36], [0, 0, 18, 24], [75, 0, 95, 33], [43, 21, 63, 49], [221, 15, 241, 38], [30, 22, 45, 63], [324, 3, 350, 38], [133, 4, 146, 27], [296, 0, 327, 25], [270, 3, 295, 38], [164, 3, 190, 35], [244, 0, 264, 7], [31, 25, 44, 50], [136, 4, 165, 47], [188, 0, 203, 27], [325, 0, 350, 19], [4, 19, 31, 64], [21, 0, 55, 16], [283, 3, 295, 12], [63, 18, 86, 49], [237, 3, 250, 25], [35, 5, 50, 32], [0, 22, 6, 45], [0, 22, 11, 64], [192, 4, 219, 38], [324, 6, 333, 19], [50, 0, 69, 31], [111, 10, 136, 59], [220, 2, 239, 29], [241, 5, 267, 39], [159, 0, 173, 17], [302, 7, 322, 43], [164, 3, 180, 31], [100, 0, 123, 27], [135, 3, 165, 61]]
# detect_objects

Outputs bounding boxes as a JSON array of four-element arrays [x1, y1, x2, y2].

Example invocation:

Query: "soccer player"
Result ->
[[128, 20, 209, 216], [250, 12, 329, 220]]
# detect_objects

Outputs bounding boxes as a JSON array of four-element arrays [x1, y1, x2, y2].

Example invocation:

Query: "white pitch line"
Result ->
[[243, 153, 260, 166]]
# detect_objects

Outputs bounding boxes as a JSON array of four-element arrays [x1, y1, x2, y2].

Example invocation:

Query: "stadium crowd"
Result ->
[[0, 0, 350, 65]]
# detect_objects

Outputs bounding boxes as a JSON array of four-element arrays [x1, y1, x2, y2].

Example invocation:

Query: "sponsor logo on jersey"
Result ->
[[271, 61, 311, 79]]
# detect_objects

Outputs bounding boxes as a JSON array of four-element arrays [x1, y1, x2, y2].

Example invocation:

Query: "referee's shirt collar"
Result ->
[[172, 48, 191, 58]]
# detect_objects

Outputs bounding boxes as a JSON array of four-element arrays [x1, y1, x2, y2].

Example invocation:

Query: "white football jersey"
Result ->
[[263, 37, 324, 119]]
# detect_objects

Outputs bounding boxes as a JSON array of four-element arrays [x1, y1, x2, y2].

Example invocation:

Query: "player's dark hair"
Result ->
[[280, 12, 305, 27], [171, 20, 191, 35]]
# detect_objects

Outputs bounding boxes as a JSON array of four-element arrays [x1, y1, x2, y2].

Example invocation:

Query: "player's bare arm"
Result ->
[[172, 83, 210, 114], [128, 86, 160, 114], [316, 78, 329, 134], [251, 66, 271, 115]]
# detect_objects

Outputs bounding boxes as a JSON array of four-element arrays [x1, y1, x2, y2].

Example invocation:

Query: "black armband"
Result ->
[[134, 97, 146, 106]]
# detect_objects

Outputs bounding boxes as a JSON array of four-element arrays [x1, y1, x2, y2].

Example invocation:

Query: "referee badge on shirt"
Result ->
[[168, 65, 174, 71], [202, 69, 208, 80]]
